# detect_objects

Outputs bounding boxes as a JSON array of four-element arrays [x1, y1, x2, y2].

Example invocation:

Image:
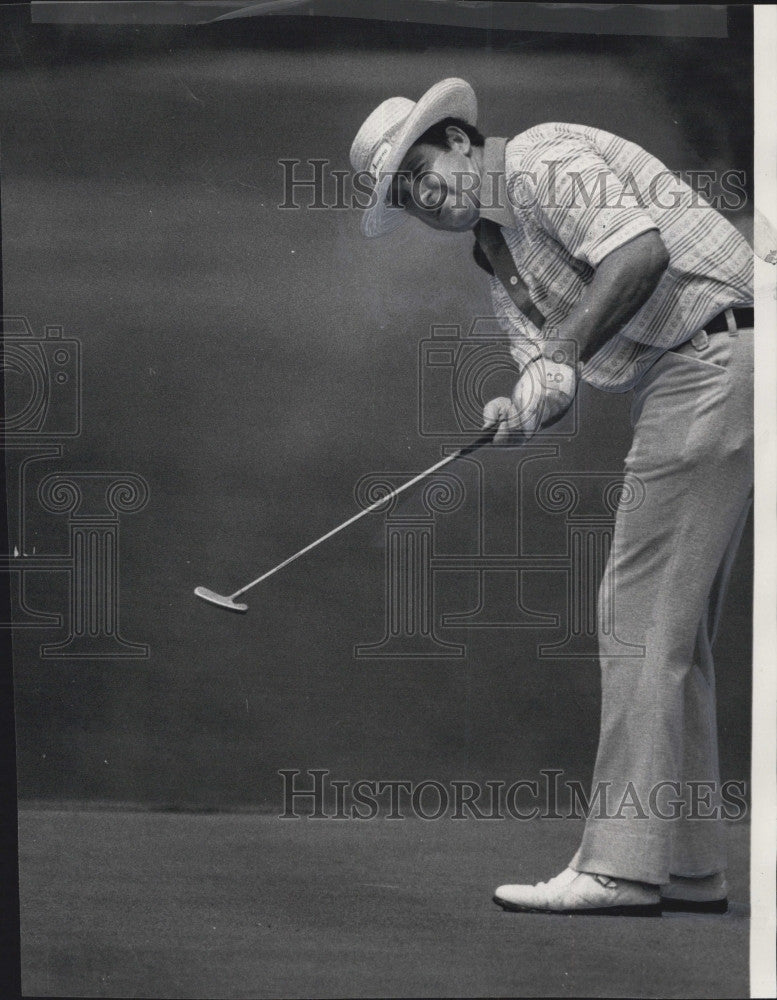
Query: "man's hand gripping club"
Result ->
[[483, 350, 581, 443]]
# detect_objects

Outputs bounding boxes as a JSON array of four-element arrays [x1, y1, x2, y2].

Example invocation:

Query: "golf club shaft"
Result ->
[[230, 426, 498, 600]]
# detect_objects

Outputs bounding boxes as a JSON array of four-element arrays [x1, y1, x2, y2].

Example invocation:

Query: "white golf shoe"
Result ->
[[493, 867, 661, 916], [660, 872, 729, 913]]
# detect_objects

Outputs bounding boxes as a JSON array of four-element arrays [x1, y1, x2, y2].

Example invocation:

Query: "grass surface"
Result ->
[[18, 807, 748, 998]]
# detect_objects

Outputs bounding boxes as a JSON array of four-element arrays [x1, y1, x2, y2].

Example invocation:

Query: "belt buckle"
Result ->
[[690, 329, 708, 351]]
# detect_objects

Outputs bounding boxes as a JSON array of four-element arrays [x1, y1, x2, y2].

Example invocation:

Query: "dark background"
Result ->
[[1, 6, 753, 809]]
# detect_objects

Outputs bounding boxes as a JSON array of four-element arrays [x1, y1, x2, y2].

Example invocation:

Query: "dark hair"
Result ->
[[415, 116, 486, 149]]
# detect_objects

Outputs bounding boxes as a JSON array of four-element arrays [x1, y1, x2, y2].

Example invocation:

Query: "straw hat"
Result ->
[[349, 78, 477, 237]]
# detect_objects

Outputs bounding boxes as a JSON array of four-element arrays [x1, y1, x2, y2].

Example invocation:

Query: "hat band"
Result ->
[[368, 139, 392, 181]]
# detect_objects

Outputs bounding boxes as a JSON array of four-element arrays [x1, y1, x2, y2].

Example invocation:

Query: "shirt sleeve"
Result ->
[[509, 133, 660, 268]]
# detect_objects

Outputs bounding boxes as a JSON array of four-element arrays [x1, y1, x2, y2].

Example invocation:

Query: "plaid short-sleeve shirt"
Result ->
[[478, 125, 754, 392]]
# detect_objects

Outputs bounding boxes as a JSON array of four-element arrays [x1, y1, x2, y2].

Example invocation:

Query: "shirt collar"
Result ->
[[478, 137, 514, 229]]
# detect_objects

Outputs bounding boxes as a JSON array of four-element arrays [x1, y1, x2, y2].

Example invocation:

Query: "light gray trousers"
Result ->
[[571, 324, 754, 885]]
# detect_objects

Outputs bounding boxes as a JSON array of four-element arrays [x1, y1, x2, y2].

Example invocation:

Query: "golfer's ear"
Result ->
[[445, 124, 471, 155]]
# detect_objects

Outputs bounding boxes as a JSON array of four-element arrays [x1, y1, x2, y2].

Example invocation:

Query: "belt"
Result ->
[[704, 306, 753, 334], [670, 307, 753, 353]]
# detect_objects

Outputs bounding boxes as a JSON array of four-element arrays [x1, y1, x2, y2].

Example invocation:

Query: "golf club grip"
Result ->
[[456, 424, 500, 458]]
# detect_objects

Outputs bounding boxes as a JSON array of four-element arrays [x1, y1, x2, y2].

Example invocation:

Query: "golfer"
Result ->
[[350, 79, 754, 915]]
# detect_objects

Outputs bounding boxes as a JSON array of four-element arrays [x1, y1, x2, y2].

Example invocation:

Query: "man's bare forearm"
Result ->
[[549, 230, 670, 364]]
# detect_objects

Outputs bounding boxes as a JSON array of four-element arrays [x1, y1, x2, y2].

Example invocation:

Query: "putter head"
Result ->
[[194, 586, 248, 613]]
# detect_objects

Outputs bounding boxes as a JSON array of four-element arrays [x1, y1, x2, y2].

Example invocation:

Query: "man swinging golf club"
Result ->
[[349, 78, 754, 915]]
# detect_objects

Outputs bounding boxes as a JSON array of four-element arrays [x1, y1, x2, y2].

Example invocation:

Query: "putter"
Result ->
[[195, 425, 499, 612]]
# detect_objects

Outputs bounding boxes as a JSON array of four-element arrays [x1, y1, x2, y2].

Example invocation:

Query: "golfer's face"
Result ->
[[389, 140, 481, 232]]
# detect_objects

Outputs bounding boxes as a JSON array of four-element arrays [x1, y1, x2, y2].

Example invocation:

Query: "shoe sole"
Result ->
[[493, 896, 661, 917], [660, 897, 729, 914]]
